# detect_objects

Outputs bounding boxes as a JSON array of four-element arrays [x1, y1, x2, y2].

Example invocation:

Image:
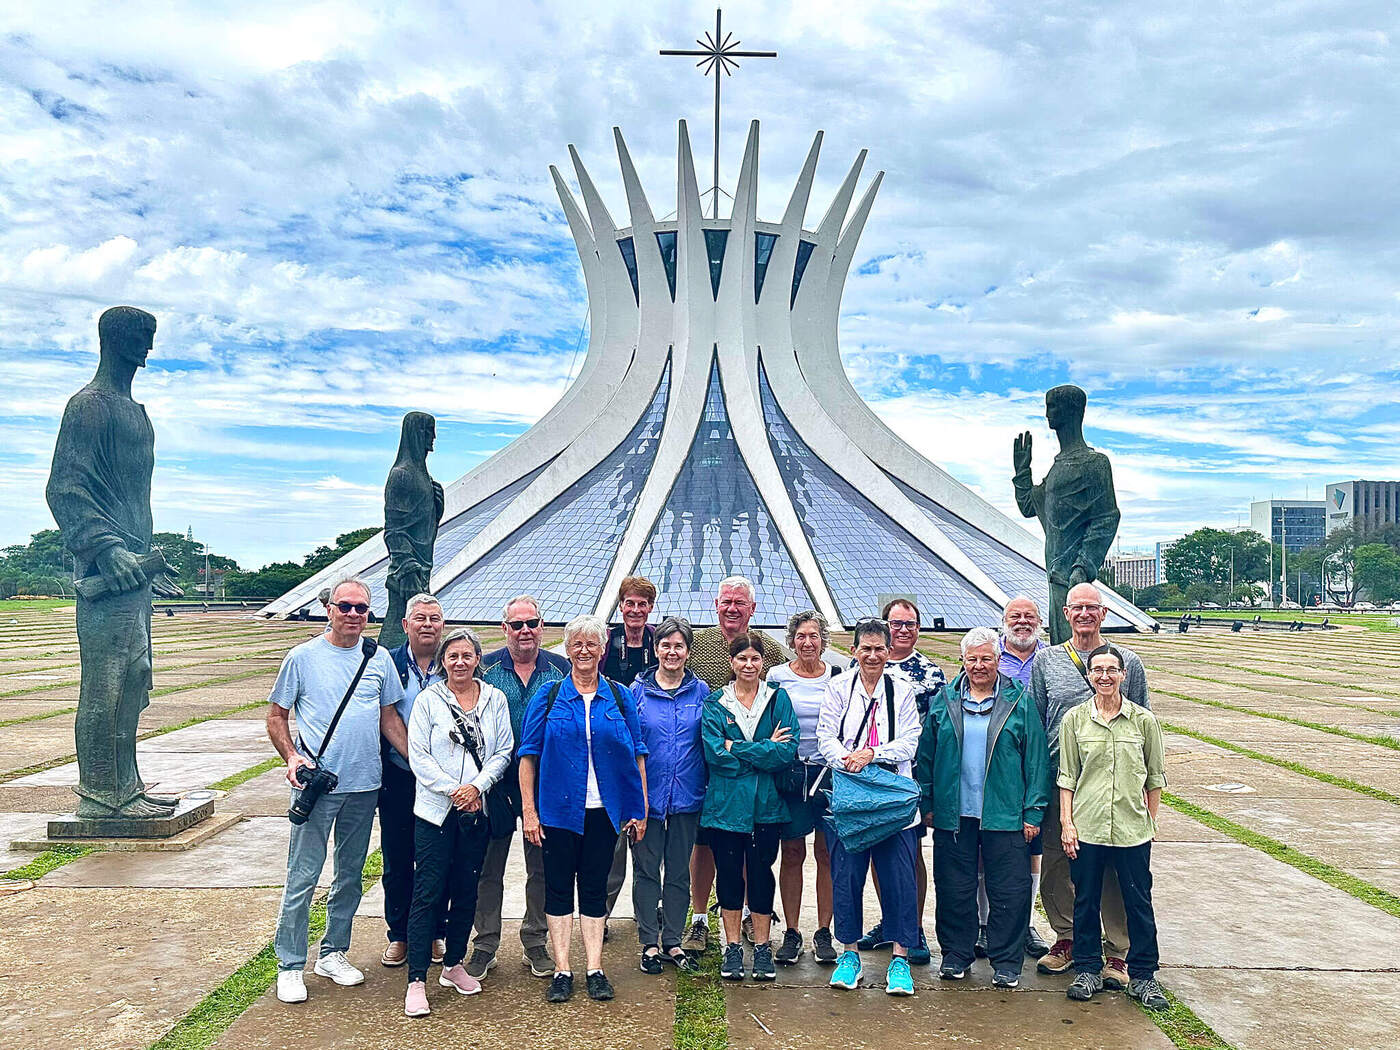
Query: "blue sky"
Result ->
[[3, 1, 1398, 569]]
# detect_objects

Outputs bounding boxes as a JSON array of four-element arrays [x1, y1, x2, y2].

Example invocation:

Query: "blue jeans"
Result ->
[[275, 789, 377, 970], [828, 821, 919, 951]]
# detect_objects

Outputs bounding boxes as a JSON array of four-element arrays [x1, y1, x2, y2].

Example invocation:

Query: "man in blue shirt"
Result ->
[[468, 595, 571, 980]]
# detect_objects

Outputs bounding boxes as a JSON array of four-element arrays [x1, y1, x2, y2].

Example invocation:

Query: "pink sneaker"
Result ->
[[404, 980, 430, 1017], [438, 964, 482, 996]]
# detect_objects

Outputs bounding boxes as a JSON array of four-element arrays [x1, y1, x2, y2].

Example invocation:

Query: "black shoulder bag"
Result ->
[[444, 695, 516, 840]]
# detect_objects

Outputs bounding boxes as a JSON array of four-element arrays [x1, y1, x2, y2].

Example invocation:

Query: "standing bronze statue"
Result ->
[[378, 411, 443, 649], [46, 306, 183, 819], [1013, 385, 1121, 645]]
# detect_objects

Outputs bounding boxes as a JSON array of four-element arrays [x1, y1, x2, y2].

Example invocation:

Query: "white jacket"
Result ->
[[407, 680, 514, 827]]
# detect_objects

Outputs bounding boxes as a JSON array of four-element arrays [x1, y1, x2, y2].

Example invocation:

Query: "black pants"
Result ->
[[542, 807, 618, 918], [407, 812, 490, 982], [710, 824, 781, 915], [379, 759, 444, 944], [1071, 840, 1159, 980], [933, 816, 1031, 972]]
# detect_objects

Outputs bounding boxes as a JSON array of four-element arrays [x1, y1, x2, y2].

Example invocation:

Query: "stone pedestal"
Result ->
[[47, 797, 215, 841]]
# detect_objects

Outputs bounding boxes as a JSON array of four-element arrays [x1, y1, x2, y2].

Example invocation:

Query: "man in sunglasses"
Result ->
[[266, 576, 408, 1004], [469, 595, 571, 981]]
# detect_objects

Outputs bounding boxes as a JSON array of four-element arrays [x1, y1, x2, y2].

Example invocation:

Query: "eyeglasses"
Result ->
[[888, 619, 918, 630], [1066, 603, 1104, 614], [1089, 667, 1122, 677], [505, 618, 541, 630], [334, 601, 369, 614]]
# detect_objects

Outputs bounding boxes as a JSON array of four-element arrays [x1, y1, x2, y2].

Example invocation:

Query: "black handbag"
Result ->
[[445, 698, 515, 840]]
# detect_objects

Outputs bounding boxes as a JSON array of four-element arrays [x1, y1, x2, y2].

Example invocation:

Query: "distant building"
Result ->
[[1325, 480, 1400, 538], [1105, 552, 1158, 590], [1250, 499, 1326, 553]]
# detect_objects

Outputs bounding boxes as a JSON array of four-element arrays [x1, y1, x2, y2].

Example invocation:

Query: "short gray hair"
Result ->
[[786, 610, 830, 649], [501, 593, 542, 622], [405, 593, 441, 618], [960, 626, 1000, 656], [562, 614, 607, 651], [715, 575, 756, 602], [436, 627, 482, 672], [654, 616, 693, 648], [329, 576, 371, 604]]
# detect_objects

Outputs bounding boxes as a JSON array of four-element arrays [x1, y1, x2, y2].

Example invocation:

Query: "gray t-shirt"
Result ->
[[1030, 641, 1150, 782], [269, 635, 404, 794]]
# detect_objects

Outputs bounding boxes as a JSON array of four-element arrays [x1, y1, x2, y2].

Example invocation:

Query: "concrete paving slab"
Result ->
[[0, 785, 84, 813], [0, 812, 66, 869], [1164, 738, 1359, 800], [1152, 805, 1232, 843], [1162, 967, 1400, 1050], [213, 921, 676, 1050], [225, 767, 295, 817], [141, 718, 278, 754], [0, 886, 281, 1050], [11, 750, 254, 791]]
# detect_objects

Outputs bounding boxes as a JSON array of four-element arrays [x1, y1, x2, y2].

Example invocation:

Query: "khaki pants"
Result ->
[[470, 832, 548, 956], [1041, 793, 1130, 957]]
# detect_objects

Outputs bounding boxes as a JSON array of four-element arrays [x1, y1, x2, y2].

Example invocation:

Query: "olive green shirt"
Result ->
[[1056, 699, 1166, 847], [687, 627, 791, 691]]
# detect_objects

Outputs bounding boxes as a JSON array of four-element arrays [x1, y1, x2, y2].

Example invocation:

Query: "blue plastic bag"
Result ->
[[828, 764, 920, 853]]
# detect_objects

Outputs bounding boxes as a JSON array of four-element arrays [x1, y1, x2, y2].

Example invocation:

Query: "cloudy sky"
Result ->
[[3, 1, 1398, 570]]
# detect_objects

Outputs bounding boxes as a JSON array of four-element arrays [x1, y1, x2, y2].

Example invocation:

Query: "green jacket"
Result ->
[[700, 683, 800, 833], [914, 673, 1049, 833]]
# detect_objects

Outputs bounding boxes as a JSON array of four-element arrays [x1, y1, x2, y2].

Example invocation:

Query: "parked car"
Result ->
[[1354, 601, 1378, 611]]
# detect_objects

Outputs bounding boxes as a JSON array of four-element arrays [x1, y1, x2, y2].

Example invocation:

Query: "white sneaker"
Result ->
[[276, 970, 307, 1003], [313, 951, 365, 986]]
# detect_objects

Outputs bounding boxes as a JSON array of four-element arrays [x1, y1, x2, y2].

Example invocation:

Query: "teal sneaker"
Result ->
[[830, 950, 862, 990], [885, 956, 915, 996]]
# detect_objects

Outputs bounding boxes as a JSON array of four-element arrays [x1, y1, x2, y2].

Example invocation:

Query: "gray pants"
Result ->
[[471, 831, 548, 956], [275, 789, 377, 970], [630, 812, 700, 949]]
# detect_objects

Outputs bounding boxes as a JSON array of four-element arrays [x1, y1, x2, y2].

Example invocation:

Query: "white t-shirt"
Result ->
[[767, 662, 834, 763], [581, 691, 602, 808]]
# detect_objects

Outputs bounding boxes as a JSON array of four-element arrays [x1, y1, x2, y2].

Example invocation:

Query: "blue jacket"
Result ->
[[518, 674, 648, 835], [632, 668, 709, 818]]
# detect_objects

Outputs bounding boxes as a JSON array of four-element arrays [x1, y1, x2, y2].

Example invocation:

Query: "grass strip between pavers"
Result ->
[[0, 705, 77, 728], [208, 757, 283, 792], [0, 651, 284, 700], [1163, 793, 1400, 919], [1156, 687, 1400, 750], [147, 849, 384, 1050], [1147, 665, 1400, 718], [1162, 721, 1400, 807], [1141, 987, 1238, 1049], [2, 842, 94, 880], [674, 925, 726, 1050]]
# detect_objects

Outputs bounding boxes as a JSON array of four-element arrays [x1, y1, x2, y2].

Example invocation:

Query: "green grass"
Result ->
[[1179, 610, 1400, 632], [1147, 665, 1400, 718], [1154, 660, 1400, 701], [2, 842, 94, 880], [674, 928, 726, 1050], [1155, 687, 1400, 751], [208, 757, 283, 792], [0, 598, 75, 611], [0, 654, 282, 701], [148, 849, 383, 1050], [1141, 987, 1237, 1049], [1161, 720, 1400, 807], [1163, 793, 1400, 919], [0, 705, 76, 728]]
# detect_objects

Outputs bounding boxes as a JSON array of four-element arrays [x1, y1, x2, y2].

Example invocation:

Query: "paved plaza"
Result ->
[[1, 607, 1398, 1049]]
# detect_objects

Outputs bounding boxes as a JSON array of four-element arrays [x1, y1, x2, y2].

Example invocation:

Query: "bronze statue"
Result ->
[[1013, 385, 1121, 645], [379, 411, 443, 649], [46, 306, 182, 819]]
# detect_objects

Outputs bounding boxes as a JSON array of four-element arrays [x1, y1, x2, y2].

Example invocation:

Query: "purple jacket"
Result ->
[[633, 668, 709, 818]]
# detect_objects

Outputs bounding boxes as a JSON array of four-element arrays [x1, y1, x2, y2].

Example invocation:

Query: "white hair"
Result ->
[[960, 626, 1001, 656], [329, 575, 371, 603], [563, 614, 608, 650], [405, 593, 441, 618], [716, 575, 756, 601], [501, 593, 542, 622]]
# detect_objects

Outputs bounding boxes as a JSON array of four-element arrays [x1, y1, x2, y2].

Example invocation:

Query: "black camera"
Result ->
[[288, 763, 339, 825]]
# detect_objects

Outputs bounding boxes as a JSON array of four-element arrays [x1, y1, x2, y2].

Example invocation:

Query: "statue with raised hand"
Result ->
[[1013, 384, 1121, 645], [379, 411, 443, 649], [46, 306, 183, 819]]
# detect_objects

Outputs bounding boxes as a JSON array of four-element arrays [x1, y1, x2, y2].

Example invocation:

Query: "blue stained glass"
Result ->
[[617, 236, 639, 303], [632, 357, 814, 626], [758, 361, 1003, 628], [434, 363, 672, 622], [754, 232, 778, 303], [791, 240, 816, 307], [655, 231, 677, 301], [703, 228, 728, 299]]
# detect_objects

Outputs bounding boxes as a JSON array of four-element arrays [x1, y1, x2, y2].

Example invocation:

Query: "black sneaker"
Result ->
[[1024, 926, 1050, 959], [974, 925, 989, 958], [1067, 972, 1103, 1001], [856, 922, 890, 950], [775, 928, 803, 965], [720, 942, 745, 981], [812, 926, 838, 963], [546, 972, 574, 1003], [992, 968, 1020, 988], [939, 958, 968, 980], [663, 947, 698, 973], [752, 942, 776, 981], [586, 971, 614, 1001], [1128, 976, 1170, 1011], [640, 949, 664, 975]]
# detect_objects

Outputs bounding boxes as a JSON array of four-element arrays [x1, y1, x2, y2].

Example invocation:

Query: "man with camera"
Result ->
[[267, 576, 408, 1005]]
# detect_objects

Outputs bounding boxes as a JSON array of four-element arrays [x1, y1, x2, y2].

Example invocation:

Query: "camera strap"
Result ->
[[301, 637, 378, 761]]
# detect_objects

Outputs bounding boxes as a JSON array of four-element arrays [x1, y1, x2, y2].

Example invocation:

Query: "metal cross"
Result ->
[[661, 8, 776, 218]]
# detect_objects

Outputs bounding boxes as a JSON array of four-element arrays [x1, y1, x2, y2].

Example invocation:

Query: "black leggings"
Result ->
[[542, 807, 618, 918], [710, 824, 781, 914], [408, 812, 490, 982]]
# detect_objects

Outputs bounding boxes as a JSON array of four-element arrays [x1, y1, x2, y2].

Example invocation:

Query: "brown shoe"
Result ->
[[1036, 938, 1074, 975], [681, 918, 709, 954], [381, 940, 407, 967], [1101, 956, 1128, 990], [432, 938, 447, 965]]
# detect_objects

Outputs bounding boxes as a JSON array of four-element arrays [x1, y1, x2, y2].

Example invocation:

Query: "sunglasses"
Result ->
[[505, 617, 541, 630], [334, 601, 369, 614]]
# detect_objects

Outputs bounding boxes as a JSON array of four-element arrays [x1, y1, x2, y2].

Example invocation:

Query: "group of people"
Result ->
[[266, 571, 1169, 1017]]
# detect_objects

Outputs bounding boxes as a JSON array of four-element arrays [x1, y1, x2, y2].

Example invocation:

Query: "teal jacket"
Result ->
[[700, 683, 800, 833], [914, 672, 1049, 833]]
